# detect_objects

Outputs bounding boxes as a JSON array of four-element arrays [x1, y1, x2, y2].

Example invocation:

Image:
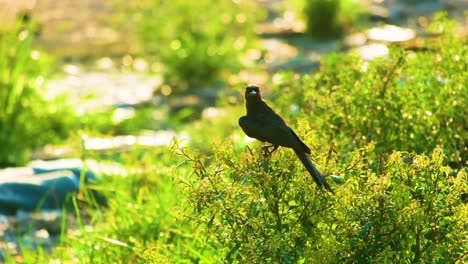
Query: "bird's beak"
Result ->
[[249, 90, 257, 95]]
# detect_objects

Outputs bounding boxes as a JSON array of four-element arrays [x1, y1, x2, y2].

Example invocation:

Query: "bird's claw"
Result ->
[[260, 145, 278, 158]]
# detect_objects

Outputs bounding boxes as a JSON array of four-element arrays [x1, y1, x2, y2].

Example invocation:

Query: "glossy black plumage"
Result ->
[[239, 84, 333, 193]]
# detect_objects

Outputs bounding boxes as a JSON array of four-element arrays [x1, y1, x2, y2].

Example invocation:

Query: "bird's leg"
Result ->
[[268, 145, 279, 155], [260, 145, 271, 158], [260, 144, 278, 157]]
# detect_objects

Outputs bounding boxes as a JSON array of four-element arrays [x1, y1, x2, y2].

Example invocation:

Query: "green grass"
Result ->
[[0, 19, 82, 166]]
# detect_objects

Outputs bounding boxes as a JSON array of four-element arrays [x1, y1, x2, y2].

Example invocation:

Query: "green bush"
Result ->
[[120, 0, 263, 91], [267, 14, 467, 166], [174, 140, 467, 263], [290, 0, 365, 38], [305, 0, 341, 37], [0, 20, 76, 166]]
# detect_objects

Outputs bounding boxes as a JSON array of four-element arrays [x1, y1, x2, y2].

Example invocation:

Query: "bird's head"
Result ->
[[245, 84, 262, 101]]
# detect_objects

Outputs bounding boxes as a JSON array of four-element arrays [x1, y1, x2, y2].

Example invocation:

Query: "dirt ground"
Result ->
[[0, 0, 135, 57]]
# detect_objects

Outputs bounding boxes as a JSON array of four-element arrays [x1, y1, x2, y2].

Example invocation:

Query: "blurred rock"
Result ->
[[96, 57, 114, 70], [17, 210, 62, 235], [368, 5, 390, 22], [202, 107, 228, 120], [355, 43, 389, 60], [20, 231, 51, 252], [31, 131, 184, 161], [344, 33, 367, 47], [367, 25, 415, 42], [34, 229, 51, 245], [262, 37, 337, 73], [261, 39, 299, 63], [112, 107, 136, 124], [83, 131, 181, 152], [255, 11, 305, 36], [0, 209, 78, 260], [46, 71, 162, 111], [267, 55, 321, 73]]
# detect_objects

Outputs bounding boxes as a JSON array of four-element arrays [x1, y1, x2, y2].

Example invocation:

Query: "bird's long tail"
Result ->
[[294, 149, 334, 194]]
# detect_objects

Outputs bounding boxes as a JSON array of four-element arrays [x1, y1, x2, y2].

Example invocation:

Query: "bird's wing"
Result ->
[[240, 112, 302, 151], [289, 128, 311, 154], [239, 113, 293, 144], [256, 107, 311, 153], [239, 115, 270, 142]]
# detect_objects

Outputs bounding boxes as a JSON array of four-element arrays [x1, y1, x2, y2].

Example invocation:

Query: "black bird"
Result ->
[[239, 84, 334, 193]]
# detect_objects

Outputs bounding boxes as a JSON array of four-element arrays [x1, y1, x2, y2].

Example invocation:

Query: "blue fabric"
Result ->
[[0, 167, 97, 215]]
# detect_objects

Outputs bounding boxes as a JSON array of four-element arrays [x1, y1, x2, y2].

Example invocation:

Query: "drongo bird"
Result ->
[[239, 84, 334, 193]]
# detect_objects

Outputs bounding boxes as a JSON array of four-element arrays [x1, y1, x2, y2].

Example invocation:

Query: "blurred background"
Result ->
[[0, 0, 466, 166]]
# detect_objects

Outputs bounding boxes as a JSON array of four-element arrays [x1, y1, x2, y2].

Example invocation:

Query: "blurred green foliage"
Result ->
[[0, 20, 75, 166], [290, 0, 366, 38], [118, 0, 263, 91]]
